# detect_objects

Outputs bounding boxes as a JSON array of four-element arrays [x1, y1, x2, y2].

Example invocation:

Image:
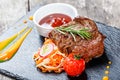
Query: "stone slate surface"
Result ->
[[0, 5, 120, 80]]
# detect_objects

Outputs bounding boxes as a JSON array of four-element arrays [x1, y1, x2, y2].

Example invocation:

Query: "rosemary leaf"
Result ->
[[55, 26, 92, 40], [70, 32, 76, 41], [56, 28, 66, 34]]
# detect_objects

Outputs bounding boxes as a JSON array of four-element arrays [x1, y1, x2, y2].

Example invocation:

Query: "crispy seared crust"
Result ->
[[49, 17, 105, 62]]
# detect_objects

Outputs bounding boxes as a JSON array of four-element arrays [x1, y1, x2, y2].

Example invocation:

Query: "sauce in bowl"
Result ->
[[39, 13, 72, 27]]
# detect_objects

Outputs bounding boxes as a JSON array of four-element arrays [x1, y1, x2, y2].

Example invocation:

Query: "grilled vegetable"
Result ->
[[63, 53, 85, 76]]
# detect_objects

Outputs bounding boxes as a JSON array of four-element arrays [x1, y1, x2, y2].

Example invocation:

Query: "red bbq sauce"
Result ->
[[39, 13, 72, 27]]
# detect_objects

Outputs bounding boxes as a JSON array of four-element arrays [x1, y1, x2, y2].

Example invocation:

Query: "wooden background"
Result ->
[[0, 0, 120, 35], [0, 0, 120, 80]]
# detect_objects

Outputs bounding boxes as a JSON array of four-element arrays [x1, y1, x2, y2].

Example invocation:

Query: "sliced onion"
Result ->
[[39, 43, 54, 57]]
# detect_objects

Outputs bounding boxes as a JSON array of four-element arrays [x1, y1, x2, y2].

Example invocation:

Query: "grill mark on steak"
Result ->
[[48, 17, 105, 62]]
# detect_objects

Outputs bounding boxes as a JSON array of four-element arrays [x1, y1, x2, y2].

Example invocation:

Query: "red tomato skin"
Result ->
[[63, 54, 85, 76]]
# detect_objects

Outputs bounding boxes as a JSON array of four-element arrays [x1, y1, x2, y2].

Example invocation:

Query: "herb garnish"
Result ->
[[55, 26, 92, 41]]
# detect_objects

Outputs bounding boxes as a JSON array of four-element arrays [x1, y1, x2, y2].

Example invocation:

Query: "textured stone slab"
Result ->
[[0, 5, 120, 80]]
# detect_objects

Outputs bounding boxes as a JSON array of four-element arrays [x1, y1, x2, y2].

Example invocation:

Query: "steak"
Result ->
[[48, 17, 105, 62]]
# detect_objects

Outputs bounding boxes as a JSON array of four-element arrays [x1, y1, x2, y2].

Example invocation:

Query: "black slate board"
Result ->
[[0, 5, 120, 80]]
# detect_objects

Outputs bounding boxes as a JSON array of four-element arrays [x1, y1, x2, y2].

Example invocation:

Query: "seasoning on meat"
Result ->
[[48, 17, 105, 62]]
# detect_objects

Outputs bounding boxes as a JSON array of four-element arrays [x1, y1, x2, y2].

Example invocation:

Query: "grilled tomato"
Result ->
[[63, 53, 85, 76]]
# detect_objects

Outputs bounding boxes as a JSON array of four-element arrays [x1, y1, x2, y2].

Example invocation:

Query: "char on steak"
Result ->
[[48, 17, 105, 62]]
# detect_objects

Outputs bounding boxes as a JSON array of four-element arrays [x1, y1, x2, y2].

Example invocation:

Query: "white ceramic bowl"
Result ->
[[33, 3, 78, 37]]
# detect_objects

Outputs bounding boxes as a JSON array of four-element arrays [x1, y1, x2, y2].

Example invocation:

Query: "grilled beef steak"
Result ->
[[48, 17, 105, 62]]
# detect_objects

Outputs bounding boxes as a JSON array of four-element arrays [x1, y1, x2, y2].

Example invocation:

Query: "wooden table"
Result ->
[[0, 0, 120, 33]]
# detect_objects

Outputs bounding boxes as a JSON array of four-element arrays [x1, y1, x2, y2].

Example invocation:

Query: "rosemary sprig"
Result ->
[[55, 26, 92, 41]]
